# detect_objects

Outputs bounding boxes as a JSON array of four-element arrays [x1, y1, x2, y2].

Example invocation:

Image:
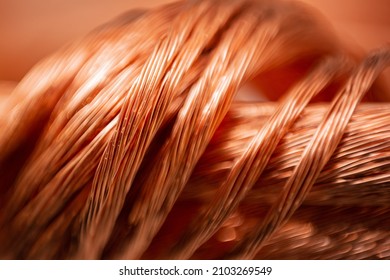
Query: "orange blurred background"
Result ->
[[0, 0, 389, 82]]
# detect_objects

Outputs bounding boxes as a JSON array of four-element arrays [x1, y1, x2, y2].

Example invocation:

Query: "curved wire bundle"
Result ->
[[0, 0, 389, 259]]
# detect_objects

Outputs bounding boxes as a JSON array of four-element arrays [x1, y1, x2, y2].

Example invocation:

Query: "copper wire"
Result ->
[[0, 0, 389, 259]]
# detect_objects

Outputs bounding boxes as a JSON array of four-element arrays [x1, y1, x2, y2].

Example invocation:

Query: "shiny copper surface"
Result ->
[[0, 0, 389, 259]]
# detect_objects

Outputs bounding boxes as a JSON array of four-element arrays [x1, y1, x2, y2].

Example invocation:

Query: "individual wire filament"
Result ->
[[0, 0, 389, 260]]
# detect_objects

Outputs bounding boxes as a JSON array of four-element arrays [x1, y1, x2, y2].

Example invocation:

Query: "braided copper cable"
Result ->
[[0, 0, 389, 260]]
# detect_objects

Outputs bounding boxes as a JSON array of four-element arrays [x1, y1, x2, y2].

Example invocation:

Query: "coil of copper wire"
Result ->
[[0, 0, 389, 260]]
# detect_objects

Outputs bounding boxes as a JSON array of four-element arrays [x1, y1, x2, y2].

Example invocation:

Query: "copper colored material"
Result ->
[[0, 0, 389, 259]]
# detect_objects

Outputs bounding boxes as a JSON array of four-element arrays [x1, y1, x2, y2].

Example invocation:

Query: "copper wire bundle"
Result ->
[[0, 0, 389, 259]]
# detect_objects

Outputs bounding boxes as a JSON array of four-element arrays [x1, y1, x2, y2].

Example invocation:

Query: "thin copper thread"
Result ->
[[0, 0, 389, 259]]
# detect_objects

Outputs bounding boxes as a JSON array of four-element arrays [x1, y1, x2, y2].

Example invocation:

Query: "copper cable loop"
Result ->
[[0, 0, 389, 259]]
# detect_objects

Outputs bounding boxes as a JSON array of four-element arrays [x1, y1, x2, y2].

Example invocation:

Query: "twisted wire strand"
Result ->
[[0, 0, 389, 259]]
